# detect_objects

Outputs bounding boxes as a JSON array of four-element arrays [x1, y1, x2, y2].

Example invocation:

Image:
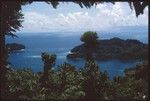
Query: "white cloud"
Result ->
[[95, 2, 148, 26], [20, 2, 148, 33], [22, 12, 50, 32]]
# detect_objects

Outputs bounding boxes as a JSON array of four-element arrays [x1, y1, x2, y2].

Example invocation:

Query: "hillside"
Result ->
[[67, 37, 148, 60]]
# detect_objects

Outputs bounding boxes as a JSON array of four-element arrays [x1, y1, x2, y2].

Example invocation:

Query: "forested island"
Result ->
[[6, 43, 25, 52], [67, 33, 148, 61]]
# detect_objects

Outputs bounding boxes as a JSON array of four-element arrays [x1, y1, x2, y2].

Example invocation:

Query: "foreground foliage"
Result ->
[[5, 56, 149, 100]]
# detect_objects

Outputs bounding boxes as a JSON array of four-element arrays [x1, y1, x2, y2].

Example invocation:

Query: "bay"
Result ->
[[6, 31, 147, 79]]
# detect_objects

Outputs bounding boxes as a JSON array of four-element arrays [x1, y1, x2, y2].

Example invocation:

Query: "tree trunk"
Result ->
[[0, 2, 7, 99], [0, 33, 8, 99]]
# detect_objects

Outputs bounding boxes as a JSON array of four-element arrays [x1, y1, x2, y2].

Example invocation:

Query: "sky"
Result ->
[[19, 2, 148, 34]]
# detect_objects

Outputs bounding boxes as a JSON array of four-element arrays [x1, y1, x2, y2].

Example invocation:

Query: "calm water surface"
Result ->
[[7, 32, 146, 79]]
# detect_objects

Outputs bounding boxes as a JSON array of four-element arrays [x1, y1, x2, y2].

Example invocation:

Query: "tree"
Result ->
[[0, 1, 148, 100], [82, 59, 109, 100], [1, 1, 148, 75], [41, 53, 56, 73], [80, 31, 98, 46], [57, 62, 85, 100], [40, 52, 56, 81], [80, 31, 99, 60], [40, 52, 56, 100], [5, 68, 40, 100], [0, 1, 27, 100]]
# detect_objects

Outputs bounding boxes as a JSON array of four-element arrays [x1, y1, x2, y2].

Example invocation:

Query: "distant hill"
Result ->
[[67, 37, 148, 60], [6, 43, 25, 52]]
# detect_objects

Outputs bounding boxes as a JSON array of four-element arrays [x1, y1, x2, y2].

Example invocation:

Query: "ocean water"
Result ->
[[6, 31, 147, 79]]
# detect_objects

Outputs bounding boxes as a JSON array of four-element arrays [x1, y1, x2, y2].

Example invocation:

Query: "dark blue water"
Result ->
[[6, 32, 147, 79]]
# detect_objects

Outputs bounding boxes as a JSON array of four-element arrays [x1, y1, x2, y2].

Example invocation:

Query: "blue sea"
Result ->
[[6, 31, 148, 79]]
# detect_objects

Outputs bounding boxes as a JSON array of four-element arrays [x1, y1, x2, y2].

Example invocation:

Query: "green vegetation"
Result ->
[[4, 52, 149, 100], [67, 36, 148, 61], [124, 61, 149, 82], [6, 43, 25, 52], [3, 31, 149, 100], [80, 31, 98, 46], [1, 1, 148, 100], [82, 59, 109, 100], [1, 2, 148, 100]]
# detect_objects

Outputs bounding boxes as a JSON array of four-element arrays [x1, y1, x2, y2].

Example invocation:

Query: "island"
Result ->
[[6, 43, 25, 52], [67, 37, 148, 60]]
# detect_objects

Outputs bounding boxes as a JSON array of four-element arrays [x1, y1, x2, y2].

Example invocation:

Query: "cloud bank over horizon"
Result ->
[[19, 2, 148, 35]]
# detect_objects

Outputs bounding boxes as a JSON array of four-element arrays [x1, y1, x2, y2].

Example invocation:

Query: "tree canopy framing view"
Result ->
[[0, 0, 149, 100]]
